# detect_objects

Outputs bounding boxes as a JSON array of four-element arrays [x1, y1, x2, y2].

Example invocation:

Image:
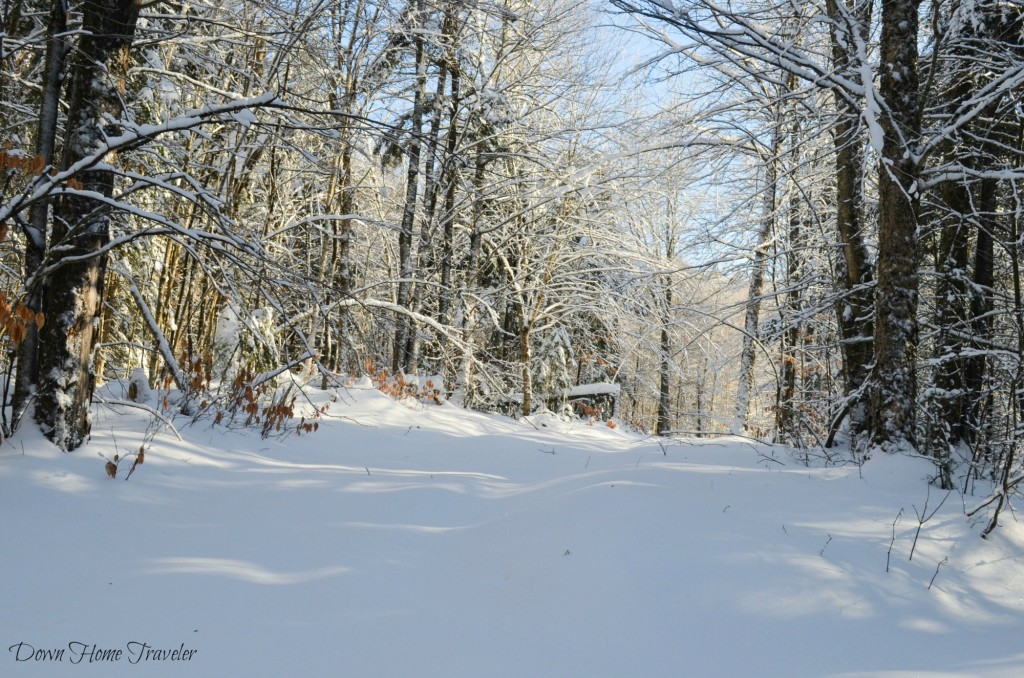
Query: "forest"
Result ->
[[0, 0, 1022, 531]]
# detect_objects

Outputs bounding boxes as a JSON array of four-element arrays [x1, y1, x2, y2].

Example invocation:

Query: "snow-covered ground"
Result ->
[[3, 383, 1024, 677]]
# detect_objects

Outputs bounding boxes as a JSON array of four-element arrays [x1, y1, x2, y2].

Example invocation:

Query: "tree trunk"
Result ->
[[826, 0, 874, 437], [733, 121, 780, 434], [520, 321, 532, 417], [436, 61, 461, 332], [452, 148, 486, 404], [657, 284, 672, 436], [869, 0, 921, 451], [777, 179, 802, 444], [12, 0, 66, 430], [392, 0, 426, 374], [403, 56, 451, 377], [35, 0, 140, 450], [695, 357, 706, 437], [965, 178, 995, 440]]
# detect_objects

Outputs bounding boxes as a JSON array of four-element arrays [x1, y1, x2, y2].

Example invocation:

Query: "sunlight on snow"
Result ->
[[28, 469, 98, 494], [143, 557, 351, 585]]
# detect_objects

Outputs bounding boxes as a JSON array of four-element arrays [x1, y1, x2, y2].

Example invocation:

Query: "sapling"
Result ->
[[886, 508, 903, 573], [928, 557, 948, 591], [909, 486, 952, 562]]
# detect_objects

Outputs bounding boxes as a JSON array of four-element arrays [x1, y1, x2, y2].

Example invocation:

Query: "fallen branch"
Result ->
[[93, 395, 183, 441]]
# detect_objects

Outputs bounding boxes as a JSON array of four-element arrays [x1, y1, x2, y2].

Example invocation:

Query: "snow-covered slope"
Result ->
[[2, 384, 1023, 677]]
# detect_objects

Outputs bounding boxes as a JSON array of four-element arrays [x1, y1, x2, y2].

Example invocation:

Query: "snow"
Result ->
[[858, 50, 885, 156], [128, 368, 154, 405], [3, 384, 1024, 676], [230, 108, 258, 129], [568, 382, 620, 397]]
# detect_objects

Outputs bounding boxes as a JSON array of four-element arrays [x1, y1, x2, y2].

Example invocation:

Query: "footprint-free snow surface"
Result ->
[[3, 384, 1024, 677]]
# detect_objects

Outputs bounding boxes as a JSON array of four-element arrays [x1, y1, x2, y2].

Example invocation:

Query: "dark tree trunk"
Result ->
[[657, 284, 672, 436], [965, 178, 996, 437], [869, 0, 922, 451], [777, 188, 801, 444], [826, 0, 874, 437], [519, 313, 532, 418], [404, 53, 451, 376], [436, 63, 461, 329], [453, 148, 486, 402], [35, 0, 140, 450], [334, 144, 355, 374], [392, 0, 426, 374], [930, 180, 971, 427], [12, 0, 66, 430], [926, 42, 975, 462]]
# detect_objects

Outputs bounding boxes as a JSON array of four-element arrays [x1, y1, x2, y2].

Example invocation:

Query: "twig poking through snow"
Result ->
[[887, 508, 904, 573], [910, 487, 951, 562], [928, 557, 948, 590]]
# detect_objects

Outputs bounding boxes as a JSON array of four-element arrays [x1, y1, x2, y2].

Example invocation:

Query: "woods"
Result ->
[[610, 0, 1024, 526], [0, 0, 1022, 528]]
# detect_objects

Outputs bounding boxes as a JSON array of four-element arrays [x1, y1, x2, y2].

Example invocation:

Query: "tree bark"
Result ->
[[452, 149, 486, 405], [826, 0, 874, 437], [392, 0, 426, 374], [12, 0, 66, 430], [657, 283, 672, 436], [35, 0, 140, 450], [965, 178, 995, 438], [869, 0, 922, 451], [777, 175, 802, 444]]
